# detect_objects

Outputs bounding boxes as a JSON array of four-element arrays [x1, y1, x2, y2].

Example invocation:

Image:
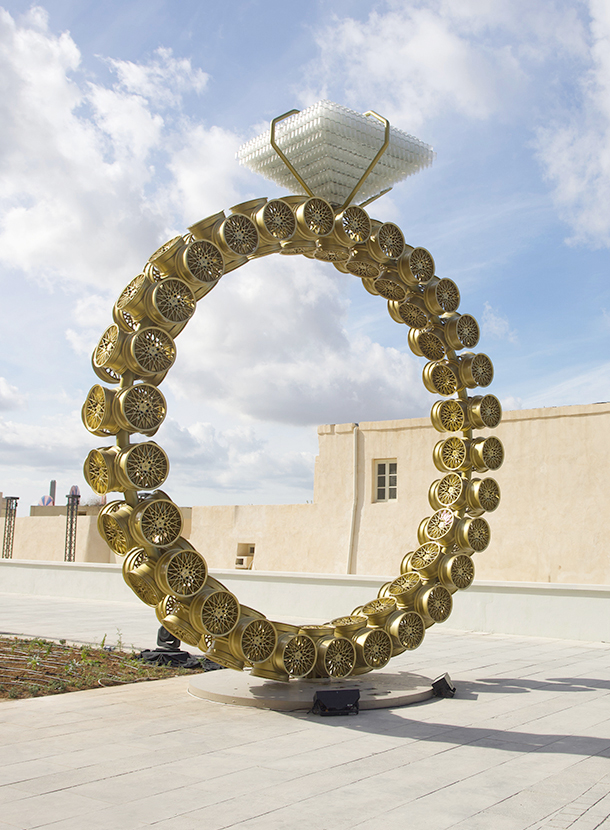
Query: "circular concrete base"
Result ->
[[188, 669, 433, 711]]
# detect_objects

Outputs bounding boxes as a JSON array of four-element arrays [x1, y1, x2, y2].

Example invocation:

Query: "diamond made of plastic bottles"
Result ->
[[237, 100, 435, 207]]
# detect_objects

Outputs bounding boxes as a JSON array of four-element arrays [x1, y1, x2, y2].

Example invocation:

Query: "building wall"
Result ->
[[4, 402, 610, 584], [187, 402, 610, 584]]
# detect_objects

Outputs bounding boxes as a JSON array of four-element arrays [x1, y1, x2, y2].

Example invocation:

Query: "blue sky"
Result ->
[[0, 0, 609, 513]]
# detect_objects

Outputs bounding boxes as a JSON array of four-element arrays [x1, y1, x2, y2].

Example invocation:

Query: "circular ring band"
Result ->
[[83, 196, 502, 680]]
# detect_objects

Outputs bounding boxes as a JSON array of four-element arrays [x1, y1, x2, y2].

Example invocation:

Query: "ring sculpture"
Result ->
[[82, 193, 503, 681]]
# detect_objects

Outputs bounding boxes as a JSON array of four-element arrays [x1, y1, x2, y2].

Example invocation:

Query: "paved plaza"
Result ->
[[0, 593, 609, 829]]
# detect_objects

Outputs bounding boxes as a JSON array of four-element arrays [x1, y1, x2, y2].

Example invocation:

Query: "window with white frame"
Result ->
[[374, 459, 397, 502]]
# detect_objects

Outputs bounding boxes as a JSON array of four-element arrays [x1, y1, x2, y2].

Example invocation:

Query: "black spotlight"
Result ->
[[432, 673, 456, 698], [311, 688, 360, 716], [157, 625, 181, 651]]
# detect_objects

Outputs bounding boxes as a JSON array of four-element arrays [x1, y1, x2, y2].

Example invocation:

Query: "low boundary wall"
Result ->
[[1, 560, 608, 643]]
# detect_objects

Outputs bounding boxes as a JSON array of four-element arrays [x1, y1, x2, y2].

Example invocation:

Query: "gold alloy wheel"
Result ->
[[83, 196, 503, 681]]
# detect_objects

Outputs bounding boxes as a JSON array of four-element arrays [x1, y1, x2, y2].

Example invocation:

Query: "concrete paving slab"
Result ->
[[0, 594, 610, 828]]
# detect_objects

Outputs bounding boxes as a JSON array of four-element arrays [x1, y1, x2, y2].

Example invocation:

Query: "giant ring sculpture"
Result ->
[[82, 102, 503, 681]]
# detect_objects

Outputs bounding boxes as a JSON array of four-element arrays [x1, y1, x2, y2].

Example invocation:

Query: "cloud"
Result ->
[[166, 124, 253, 225], [535, 0, 610, 248], [0, 377, 25, 410], [0, 8, 242, 292], [169, 255, 432, 427], [0, 410, 91, 468], [107, 47, 209, 107], [523, 359, 610, 409], [65, 293, 116, 356], [482, 301, 518, 343], [301, 1, 587, 130], [159, 419, 314, 493]]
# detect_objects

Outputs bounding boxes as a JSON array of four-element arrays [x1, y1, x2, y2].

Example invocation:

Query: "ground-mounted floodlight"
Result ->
[[311, 688, 360, 716], [432, 673, 456, 698], [82, 101, 503, 682]]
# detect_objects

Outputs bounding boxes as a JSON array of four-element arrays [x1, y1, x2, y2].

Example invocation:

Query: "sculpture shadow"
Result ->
[[285, 672, 610, 759]]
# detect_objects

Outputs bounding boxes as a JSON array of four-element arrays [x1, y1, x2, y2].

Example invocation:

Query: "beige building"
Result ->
[[5, 401, 610, 586]]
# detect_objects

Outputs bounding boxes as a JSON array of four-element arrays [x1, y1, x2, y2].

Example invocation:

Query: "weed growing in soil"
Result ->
[[0, 636, 204, 701]]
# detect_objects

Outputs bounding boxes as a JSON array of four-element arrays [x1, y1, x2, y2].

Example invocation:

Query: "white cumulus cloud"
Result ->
[[536, 0, 610, 248], [0, 378, 25, 410], [301, 0, 587, 129], [169, 255, 432, 426]]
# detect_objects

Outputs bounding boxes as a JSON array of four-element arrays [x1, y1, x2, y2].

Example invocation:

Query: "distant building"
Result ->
[[5, 402, 610, 586]]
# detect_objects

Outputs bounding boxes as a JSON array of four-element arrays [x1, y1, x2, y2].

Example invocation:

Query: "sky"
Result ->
[[0, 0, 609, 514]]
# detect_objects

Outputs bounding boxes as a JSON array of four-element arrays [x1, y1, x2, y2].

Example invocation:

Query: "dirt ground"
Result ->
[[0, 636, 204, 700]]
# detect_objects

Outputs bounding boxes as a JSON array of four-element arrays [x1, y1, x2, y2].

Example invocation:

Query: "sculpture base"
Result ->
[[188, 669, 433, 711]]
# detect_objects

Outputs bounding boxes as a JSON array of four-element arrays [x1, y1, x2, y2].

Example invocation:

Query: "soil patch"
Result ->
[[0, 636, 205, 700]]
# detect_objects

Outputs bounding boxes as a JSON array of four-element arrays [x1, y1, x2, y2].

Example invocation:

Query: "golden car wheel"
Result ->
[[176, 239, 224, 296], [116, 441, 169, 491], [98, 501, 133, 555], [230, 618, 277, 665], [410, 542, 445, 580], [217, 213, 259, 257], [387, 573, 421, 607], [155, 547, 208, 599], [256, 199, 297, 241], [334, 206, 371, 246], [368, 222, 405, 262], [354, 628, 393, 670], [424, 278, 460, 315], [93, 325, 125, 374], [429, 473, 466, 510], [85, 193, 502, 679], [82, 385, 118, 436], [426, 508, 457, 545], [415, 584, 453, 627], [470, 436, 504, 472], [374, 273, 408, 302], [388, 610, 425, 652], [331, 615, 368, 636], [423, 360, 462, 397], [296, 198, 334, 238], [361, 597, 397, 627], [130, 494, 183, 549], [460, 353, 494, 389], [467, 478, 501, 513], [410, 328, 446, 361], [388, 298, 430, 328], [83, 447, 119, 495], [125, 327, 176, 378], [202, 637, 245, 671], [344, 250, 382, 278], [445, 314, 480, 351], [280, 633, 317, 678], [397, 247, 435, 286], [468, 394, 502, 429], [156, 597, 201, 647], [123, 549, 164, 607], [146, 279, 196, 332], [249, 624, 318, 681], [114, 384, 167, 436], [456, 517, 491, 553], [433, 437, 469, 472], [315, 636, 356, 678], [430, 399, 466, 433], [116, 273, 147, 312], [189, 587, 241, 638], [439, 554, 475, 593]]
